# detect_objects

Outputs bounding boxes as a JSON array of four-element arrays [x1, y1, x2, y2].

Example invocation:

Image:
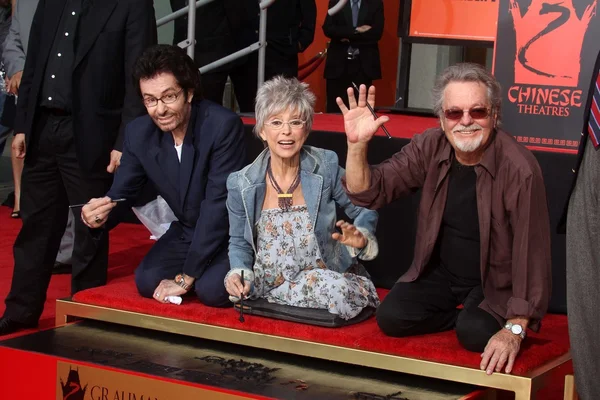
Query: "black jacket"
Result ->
[[14, 0, 157, 172], [322, 0, 384, 80], [558, 50, 600, 232]]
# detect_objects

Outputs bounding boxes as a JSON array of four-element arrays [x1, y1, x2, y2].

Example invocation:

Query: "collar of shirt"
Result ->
[[435, 129, 498, 179]]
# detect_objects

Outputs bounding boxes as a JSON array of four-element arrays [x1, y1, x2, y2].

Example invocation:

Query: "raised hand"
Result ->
[[331, 220, 367, 249], [336, 84, 389, 145]]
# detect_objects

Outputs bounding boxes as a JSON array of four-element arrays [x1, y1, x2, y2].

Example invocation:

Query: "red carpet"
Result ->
[[74, 279, 570, 376], [0, 205, 153, 339]]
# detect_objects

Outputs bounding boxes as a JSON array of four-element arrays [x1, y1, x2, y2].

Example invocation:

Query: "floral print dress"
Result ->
[[251, 205, 380, 320]]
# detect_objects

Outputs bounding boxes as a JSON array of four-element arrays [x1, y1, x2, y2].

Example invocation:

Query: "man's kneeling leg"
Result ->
[[193, 250, 230, 307], [455, 306, 502, 352]]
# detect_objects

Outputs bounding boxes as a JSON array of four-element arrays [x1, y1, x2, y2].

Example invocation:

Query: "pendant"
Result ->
[[277, 193, 293, 211]]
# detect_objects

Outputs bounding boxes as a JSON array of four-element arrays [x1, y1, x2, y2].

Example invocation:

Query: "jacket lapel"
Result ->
[[154, 133, 181, 205], [298, 150, 321, 227], [241, 184, 266, 253], [179, 105, 198, 206], [40, 0, 68, 65], [302, 171, 322, 227], [73, 0, 118, 69], [477, 168, 492, 283], [343, 0, 353, 27]]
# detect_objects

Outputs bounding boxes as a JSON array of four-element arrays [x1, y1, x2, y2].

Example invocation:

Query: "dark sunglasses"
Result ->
[[443, 107, 491, 121]]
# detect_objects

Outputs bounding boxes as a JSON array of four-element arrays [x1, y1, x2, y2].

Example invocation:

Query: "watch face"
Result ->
[[511, 324, 523, 335]]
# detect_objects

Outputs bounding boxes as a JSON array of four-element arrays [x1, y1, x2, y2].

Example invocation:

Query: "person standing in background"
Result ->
[[0, 0, 12, 156], [322, 0, 383, 113], [228, 0, 316, 112], [0, 0, 157, 335], [169, 0, 240, 105], [3, 0, 72, 274], [559, 50, 600, 400]]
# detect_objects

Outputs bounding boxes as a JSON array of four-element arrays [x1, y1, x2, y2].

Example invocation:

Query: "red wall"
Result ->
[[299, 0, 400, 112]]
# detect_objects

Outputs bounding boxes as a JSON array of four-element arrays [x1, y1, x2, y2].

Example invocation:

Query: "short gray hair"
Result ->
[[432, 63, 502, 125], [254, 76, 316, 138]]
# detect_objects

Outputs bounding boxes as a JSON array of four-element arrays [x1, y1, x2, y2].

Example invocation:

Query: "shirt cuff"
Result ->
[[346, 227, 379, 261], [506, 296, 544, 332], [224, 266, 255, 288]]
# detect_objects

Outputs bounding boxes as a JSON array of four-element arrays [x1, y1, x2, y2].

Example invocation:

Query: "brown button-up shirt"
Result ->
[[345, 128, 551, 331]]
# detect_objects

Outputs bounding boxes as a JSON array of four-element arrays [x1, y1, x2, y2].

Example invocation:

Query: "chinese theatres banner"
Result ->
[[409, 0, 499, 41], [494, 0, 600, 151]]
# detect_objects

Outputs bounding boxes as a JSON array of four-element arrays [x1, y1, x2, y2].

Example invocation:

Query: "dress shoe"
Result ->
[[0, 317, 37, 335], [53, 261, 72, 275]]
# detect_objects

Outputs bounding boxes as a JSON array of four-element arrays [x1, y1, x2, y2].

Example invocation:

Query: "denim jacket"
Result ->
[[226, 146, 378, 282]]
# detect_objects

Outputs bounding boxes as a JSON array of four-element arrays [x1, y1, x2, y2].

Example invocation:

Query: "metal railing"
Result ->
[[155, 0, 347, 93]]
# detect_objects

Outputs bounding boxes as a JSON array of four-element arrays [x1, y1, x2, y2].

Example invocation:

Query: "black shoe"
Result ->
[[0, 317, 37, 336], [53, 261, 72, 275]]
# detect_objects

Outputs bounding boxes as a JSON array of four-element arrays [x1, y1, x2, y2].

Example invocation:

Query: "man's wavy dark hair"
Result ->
[[132, 44, 202, 100]]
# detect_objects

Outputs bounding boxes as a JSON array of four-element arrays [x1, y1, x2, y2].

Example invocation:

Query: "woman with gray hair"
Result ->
[[224, 76, 380, 320]]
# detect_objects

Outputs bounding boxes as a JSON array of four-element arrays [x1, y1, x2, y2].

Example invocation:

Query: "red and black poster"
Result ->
[[493, 0, 600, 152]]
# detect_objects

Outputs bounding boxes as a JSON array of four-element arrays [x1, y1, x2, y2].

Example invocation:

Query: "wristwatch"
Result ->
[[174, 273, 192, 291], [504, 322, 526, 339]]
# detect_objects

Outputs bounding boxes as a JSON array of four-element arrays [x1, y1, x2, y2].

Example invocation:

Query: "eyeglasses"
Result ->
[[264, 119, 306, 130], [143, 89, 184, 107], [443, 107, 491, 121]]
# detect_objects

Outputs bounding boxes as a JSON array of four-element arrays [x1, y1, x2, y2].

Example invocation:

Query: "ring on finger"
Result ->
[[94, 215, 102, 224]]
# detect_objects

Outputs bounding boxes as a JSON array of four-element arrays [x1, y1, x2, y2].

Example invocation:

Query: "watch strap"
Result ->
[[504, 322, 526, 339], [174, 274, 192, 291]]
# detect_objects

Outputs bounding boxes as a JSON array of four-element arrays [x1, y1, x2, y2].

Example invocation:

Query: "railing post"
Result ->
[[186, 0, 196, 60], [257, 1, 272, 89]]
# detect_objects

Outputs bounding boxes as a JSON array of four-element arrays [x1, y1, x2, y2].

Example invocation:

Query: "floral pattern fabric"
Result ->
[[251, 205, 380, 320]]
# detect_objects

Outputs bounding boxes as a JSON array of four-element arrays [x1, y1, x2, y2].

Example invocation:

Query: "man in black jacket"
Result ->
[[559, 49, 600, 400], [0, 0, 157, 335], [231, 0, 316, 112], [169, 0, 239, 105]]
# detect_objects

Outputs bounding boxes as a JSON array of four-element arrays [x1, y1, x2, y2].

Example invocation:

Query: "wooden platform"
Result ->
[[0, 320, 492, 400], [56, 283, 572, 400]]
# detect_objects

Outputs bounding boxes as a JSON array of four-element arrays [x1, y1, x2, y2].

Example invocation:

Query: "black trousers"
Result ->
[[200, 69, 230, 106], [376, 266, 502, 352], [134, 223, 230, 307], [4, 110, 113, 324], [326, 57, 372, 113]]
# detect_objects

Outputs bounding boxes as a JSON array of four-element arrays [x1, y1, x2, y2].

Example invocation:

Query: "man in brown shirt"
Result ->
[[339, 63, 551, 375]]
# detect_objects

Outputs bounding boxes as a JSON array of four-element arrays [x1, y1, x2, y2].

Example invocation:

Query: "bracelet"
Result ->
[[174, 273, 192, 291]]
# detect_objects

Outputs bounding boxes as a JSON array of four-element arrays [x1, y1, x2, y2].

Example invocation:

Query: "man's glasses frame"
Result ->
[[264, 119, 307, 131], [443, 107, 491, 121], [143, 89, 184, 108]]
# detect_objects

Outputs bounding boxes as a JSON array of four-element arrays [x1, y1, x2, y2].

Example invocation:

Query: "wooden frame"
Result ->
[[55, 298, 571, 400]]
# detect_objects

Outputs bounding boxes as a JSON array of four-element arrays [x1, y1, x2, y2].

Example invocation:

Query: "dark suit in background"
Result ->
[[559, 50, 600, 400], [106, 101, 246, 306], [229, 0, 316, 112], [169, 0, 240, 105], [2, 0, 157, 328], [323, 0, 383, 113]]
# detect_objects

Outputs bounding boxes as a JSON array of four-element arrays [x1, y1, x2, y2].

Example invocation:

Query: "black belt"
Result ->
[[40, 106, 71, 117]]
